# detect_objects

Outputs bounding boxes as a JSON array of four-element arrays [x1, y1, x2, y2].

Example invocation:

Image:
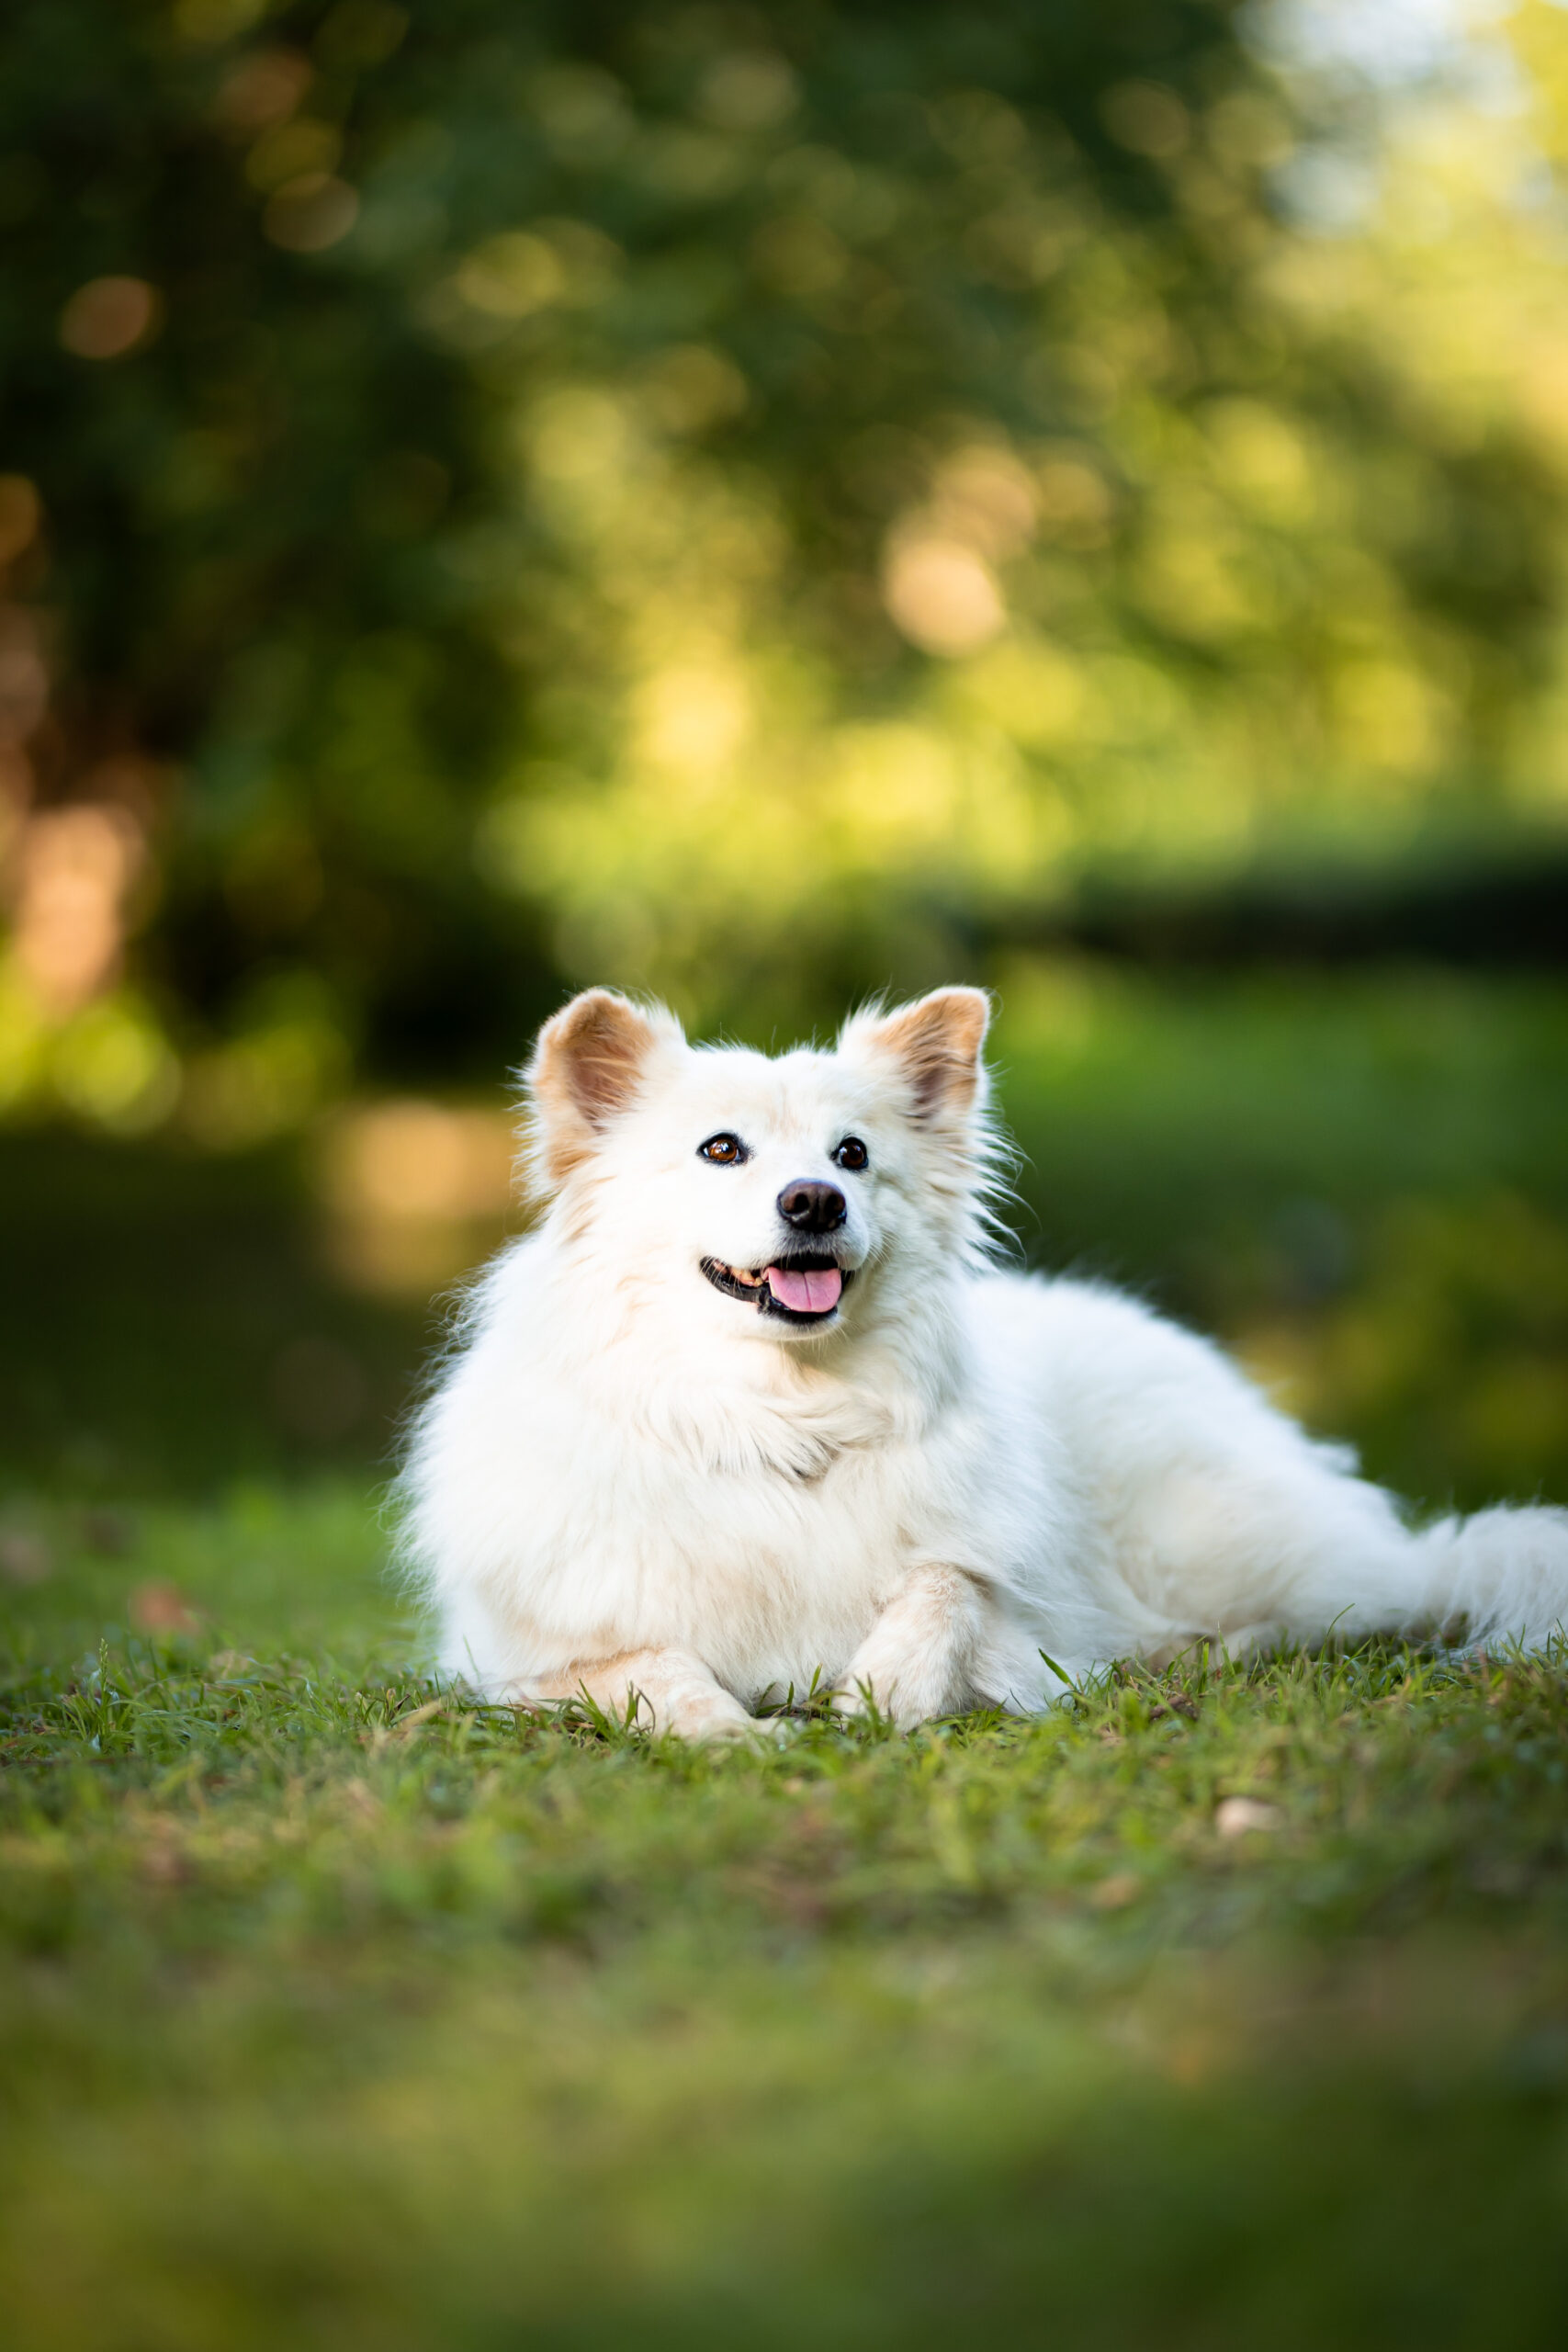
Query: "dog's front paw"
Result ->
[[660, 1685, 794, 1745], [829, 1672, 909, 1729], [830, 1566, 984, 1729], [829, 1654, 961, 1731]]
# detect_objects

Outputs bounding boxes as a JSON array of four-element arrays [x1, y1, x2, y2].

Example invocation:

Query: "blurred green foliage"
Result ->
[[3, 969, 1564, 1511], [2, 1, 1565, 1521], [999, 962, 1568, 1507], [6, 0, 1568, 1128]]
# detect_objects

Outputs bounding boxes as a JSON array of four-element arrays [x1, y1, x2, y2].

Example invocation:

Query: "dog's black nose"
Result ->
[[777, 1179, 846, 1234]]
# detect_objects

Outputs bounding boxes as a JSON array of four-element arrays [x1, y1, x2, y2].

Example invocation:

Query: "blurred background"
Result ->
[[3, 0, 1568, 1511]]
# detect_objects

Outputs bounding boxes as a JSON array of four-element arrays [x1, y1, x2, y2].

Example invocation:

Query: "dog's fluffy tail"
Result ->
[[1410, 1504, 1568, 1653]]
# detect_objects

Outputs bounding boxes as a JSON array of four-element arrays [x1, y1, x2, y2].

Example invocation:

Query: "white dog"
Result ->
[[403, 986, 1568, 1738]]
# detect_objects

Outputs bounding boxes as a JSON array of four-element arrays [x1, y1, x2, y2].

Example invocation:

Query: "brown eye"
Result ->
[[833, 1136, 869, 1171], [698, 1132, 748, 1165]]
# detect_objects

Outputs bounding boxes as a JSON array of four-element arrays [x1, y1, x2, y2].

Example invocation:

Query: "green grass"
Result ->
[[5, 1487, 1568, 2349]]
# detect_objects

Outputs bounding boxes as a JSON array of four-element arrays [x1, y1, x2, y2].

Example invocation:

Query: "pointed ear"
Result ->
[[840, 987, 991, 1125], [525, 989, 683, 1185]]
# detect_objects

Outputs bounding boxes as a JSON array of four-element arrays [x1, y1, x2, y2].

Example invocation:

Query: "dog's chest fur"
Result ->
[[415, 1249, 1032, 1702]]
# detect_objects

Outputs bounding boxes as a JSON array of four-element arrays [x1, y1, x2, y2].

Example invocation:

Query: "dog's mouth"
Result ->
[[700, 1254, 854, 1324]]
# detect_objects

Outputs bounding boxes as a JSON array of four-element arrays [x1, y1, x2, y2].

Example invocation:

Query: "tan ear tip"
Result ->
[[527, 988, 686, 1093], [545, 985, 627, 1035], [920, 985, 992, 1047], [534, 987, 660, 1060], [948, 983, 993, 1030]]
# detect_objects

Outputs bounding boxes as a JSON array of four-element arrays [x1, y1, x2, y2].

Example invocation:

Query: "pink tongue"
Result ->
[[766, 1263, 843, 1315]]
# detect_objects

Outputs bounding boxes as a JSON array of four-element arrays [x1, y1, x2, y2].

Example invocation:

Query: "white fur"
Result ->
[[401, 989, 1568, 1737]]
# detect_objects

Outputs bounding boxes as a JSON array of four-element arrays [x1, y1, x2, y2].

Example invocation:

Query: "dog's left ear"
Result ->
[[840, 988, 991, 1125], [525, 988, 684, 1185]]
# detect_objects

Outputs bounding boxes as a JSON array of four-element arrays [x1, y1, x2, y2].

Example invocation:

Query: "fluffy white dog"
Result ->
[[403, 985, 1568, 1738]]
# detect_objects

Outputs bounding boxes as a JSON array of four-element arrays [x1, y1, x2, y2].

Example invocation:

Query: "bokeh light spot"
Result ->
[[456, 231, 565, 318], [639, 345, 749, 434], [8, 803, 143, 1014], [931, 446, 1037, 560], [1102, 80, 1190, 159], [246, 118, 341, 192], [263, 174, 359, 251], [0, 477, 41, 567], [697, 51, 798, 132], [634, 663, 751, 773], [173, 0, 265, 43], [59, 277, 162, 360], [883, 536, 1007, 657], [212, 48, 313, 137], [51, 996, 179, 1133]]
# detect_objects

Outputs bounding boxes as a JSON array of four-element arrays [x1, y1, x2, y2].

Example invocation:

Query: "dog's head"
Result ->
[[522, 987, 997, 1344]]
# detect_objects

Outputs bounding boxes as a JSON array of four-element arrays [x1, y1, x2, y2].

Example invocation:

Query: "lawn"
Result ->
[[4, 1486, 1568, 2349], [4, 969, 1568, 2346]]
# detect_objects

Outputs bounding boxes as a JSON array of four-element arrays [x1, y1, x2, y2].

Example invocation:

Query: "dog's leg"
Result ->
[[832, 1565, 986, 1729], [523, 1647, 763, 1743]]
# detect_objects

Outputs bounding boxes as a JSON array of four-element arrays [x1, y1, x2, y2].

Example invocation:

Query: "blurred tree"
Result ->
[[2, 0, 1567, 1127]]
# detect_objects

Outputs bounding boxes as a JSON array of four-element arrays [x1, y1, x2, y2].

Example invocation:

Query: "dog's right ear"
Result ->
[[525, 989, 683, 1186]]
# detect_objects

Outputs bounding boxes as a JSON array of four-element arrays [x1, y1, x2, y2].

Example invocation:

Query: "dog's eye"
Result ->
[[698, 1132, 748, 1166], [832, 1136, 869, 1172]]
